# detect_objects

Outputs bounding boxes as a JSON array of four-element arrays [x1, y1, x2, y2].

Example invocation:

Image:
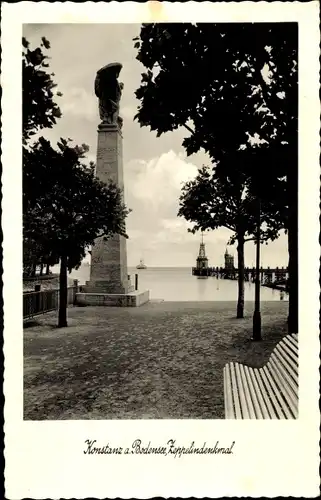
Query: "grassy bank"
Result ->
[[24, 301, 288, 420]]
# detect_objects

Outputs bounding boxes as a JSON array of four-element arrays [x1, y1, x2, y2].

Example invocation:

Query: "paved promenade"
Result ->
[[24, 301, 288, 420]]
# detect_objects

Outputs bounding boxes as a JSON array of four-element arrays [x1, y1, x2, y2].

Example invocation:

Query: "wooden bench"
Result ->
[[223, 334, 298, 419]]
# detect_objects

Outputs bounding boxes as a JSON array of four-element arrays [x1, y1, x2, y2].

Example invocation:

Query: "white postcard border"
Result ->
[[2, 2, 320, 498]]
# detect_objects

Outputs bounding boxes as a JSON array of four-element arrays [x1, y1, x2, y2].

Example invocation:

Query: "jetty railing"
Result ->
[[192, 266, 289, 282], [23, 282, 79, 320]]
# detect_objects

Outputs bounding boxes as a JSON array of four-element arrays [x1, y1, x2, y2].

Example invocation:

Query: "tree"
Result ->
[[23, 36, 63, 276], [23, 238, 58, 277], [22, 36, 62, 144], [134, 23, 298, 332], [179, 165, 286, 318], [23, 138, 129, 327]]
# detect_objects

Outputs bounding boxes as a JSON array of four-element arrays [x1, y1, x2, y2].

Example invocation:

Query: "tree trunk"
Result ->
[[236, 235, 245, 318], [287, 162, 298, 334], [31, 262, 36, 277], [40, 263, 44, 276], [46, 263, 50, 275], [58, 255, 68, 328]]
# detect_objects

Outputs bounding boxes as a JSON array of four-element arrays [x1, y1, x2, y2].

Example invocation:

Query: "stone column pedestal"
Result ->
[[86, 122, 128, 294]]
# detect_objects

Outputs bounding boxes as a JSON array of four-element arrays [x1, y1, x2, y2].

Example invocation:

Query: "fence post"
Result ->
[[135, 273, 138, 291], [34, 284, 41, 314], [73, 279, 79, 304]]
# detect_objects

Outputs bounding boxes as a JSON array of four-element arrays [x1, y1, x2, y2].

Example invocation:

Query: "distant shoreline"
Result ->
[[50, 264, 288, 270]]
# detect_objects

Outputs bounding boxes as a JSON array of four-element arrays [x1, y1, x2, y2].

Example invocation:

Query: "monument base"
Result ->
[[84, 282, 131, 294], [75, 290, 150, 308]]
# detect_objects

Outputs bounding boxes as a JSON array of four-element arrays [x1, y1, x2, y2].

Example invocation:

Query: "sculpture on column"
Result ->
[[94, 62, 123, 128]]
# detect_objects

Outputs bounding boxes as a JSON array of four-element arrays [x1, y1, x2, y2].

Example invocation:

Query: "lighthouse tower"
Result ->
[[196, 232, 209, 274], [224, 248, 235, 270]]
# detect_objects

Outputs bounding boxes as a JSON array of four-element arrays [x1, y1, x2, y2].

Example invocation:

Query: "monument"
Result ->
[[77, 62, 149, 307]]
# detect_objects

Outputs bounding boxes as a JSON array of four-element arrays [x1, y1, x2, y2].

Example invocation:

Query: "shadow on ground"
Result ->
[[24, 319, 57, 329], [23, 301, 289, 420]]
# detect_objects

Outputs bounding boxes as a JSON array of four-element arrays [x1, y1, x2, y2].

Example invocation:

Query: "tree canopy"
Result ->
[[23, 137, 129, 327], [22, 36, 130, 326], [23, 137, 129, 272], [134, 23, 297, 182], [179, 164, 286, 318], [22, 37, 129, 275], [179, 164, 286, 243], [134, 22, 298, 332], [22, 36, 62, 144], [23, 36, 64, 273]]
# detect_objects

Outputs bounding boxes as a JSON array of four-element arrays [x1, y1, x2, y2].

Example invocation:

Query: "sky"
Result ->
[[23, 23, 289, 268]]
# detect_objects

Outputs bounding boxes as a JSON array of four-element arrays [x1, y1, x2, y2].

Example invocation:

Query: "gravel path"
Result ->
[[24, 301, 289, 420]]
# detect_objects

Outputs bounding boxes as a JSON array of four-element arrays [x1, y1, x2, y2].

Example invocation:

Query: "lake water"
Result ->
[[68, 265, 288, 302]]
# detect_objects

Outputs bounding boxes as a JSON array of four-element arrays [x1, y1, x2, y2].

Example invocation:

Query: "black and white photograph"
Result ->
[[3, 2, 320, 498], [21, 20, 300, 421]]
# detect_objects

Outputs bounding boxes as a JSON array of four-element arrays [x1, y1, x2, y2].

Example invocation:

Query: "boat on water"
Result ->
[[136, 259, 147, 270]]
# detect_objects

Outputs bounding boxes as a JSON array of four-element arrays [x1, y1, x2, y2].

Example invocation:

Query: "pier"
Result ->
[[192, 236, 288, 289], [192, 266, 288, 288]]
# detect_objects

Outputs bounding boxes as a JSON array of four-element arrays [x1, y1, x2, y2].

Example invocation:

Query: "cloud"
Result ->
[[124, 151, 237, 266], [128, 150, 198, 209], [120, 105, 136, 121], [61, 87, 96, 120], [124, 149, 288, 268], [23, 23, 289, 268]]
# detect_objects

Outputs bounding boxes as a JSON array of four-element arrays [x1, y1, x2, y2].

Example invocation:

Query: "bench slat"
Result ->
[[251, 367, 278, 418], [247, 367, 273, 418], [273, 346, 298, 382], [286, 334, 299, 353], [235, 363, 250, 418], [283, 334, 298, 352], [267, 366, 298, 419], [230, 363, 243, 419], [260, 366, 287, 418], [280, 333, 298, 351], [263, 363, 295, 419], [269, 352, 298, 396], [275, 343, 298, 376], [237, 363, 257, 418], [223, 334, 298, 419], [268, 357, 298, 418], [223, 366, 235, 419], [243, 366, 264, 418]]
